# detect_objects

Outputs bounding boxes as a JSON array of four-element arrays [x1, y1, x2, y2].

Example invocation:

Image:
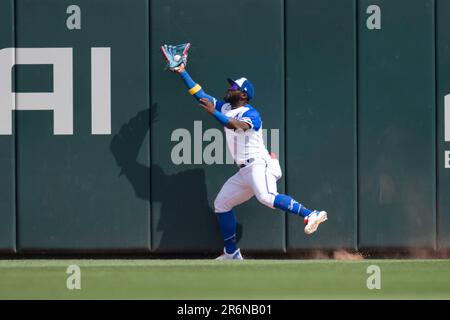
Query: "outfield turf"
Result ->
[[0, 259, 449, 299]]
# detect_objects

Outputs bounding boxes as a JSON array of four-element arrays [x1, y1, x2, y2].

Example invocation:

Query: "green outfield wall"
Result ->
[[358, 0, 436, 249], [13, 0, 151, 252], [286, 0, 357, 250], [0, 0, 447, 254]]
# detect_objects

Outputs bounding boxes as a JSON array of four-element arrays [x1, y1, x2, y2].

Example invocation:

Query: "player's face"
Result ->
[[224, 84, 242, 103]]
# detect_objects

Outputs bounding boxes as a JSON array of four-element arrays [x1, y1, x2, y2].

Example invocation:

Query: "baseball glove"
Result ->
[[160, 43, 191, 71]]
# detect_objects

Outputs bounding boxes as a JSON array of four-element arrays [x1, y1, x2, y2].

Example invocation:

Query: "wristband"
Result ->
[[188, 84, 202, 95]]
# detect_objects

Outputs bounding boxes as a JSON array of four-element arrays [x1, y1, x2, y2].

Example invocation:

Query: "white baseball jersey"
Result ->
[[214, 100, 269, 165], [213, 99, 282, 213]]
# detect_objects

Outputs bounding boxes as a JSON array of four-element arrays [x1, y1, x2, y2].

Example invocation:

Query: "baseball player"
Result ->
[[171, 63, 328, 260]]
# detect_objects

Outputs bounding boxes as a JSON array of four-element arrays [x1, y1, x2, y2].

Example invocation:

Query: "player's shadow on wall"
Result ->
[[110, 105, 242, 253]]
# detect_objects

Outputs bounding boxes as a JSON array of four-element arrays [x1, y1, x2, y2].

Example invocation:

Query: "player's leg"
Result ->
[[214, 172, 253, 259], [246, 158, 327, 234], [273, 192, 328, 234], [243, 159, 278, 209]]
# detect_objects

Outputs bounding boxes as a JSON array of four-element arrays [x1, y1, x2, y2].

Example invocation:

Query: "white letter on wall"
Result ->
[[366, 5, 381, 30], [0, 48, 73, 135], [91, 48, 111, 135]]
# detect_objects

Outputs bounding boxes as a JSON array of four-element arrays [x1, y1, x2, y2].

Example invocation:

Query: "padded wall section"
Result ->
[[15, 0, 151, 251], [286, 0, 357, 250], [150, 0, 285, 253], [358, 0, 436, 249]]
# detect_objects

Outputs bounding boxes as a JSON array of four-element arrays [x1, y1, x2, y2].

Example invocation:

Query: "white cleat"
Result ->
[[304, 210, 328, 235], [215, 248, 244, 260]]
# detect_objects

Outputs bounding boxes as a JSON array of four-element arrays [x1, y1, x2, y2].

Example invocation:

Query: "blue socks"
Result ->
[[273, 194, 312, 217], [216, 197, 311, 254], [216, 210, 237, 254]]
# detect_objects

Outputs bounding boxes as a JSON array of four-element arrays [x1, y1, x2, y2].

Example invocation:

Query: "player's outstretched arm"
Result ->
[[198, 98, 251, 131], [173, 64, 219, 105]]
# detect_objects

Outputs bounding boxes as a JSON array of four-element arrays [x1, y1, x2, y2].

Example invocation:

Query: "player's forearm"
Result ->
[[179, 70, 214, 102], [226, 118, 250, 131], [211, 111, 249, 130]]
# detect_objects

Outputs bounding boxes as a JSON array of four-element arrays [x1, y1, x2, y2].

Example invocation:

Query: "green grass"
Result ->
[[0, 259, 450, 299]]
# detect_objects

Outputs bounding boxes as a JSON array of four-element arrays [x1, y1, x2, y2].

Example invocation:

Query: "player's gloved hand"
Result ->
[[160, 43, 190, 71]]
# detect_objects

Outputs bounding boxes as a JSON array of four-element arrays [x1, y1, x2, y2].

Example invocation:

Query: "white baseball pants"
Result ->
[[214, 156, 283, 213]]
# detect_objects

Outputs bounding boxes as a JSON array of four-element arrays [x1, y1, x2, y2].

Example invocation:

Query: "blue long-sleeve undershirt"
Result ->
[[179, 70, 215, 103], [178, 70, 229, 126]]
